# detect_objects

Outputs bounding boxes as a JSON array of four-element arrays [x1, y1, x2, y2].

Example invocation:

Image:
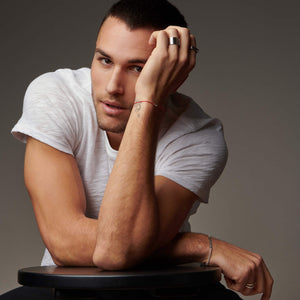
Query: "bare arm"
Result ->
[[151, 234, 273, 300], [24, 136, 96, 266], [25, 137, 272, 299], [25, 136, 202, 267], [93, 26, 197, 269]]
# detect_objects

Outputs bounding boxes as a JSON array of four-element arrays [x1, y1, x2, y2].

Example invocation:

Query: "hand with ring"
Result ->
[[208, 237, 273, 300], [135, 25, 198, 107]]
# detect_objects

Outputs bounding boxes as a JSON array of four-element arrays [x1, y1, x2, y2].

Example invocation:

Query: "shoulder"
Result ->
[[14, 68, 93, 153], [26, 67, 91, 97], [160, 93, 226, 146], [23, 67, 92, 119]]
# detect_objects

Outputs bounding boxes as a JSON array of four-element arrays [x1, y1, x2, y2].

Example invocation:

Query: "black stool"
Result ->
[[18, 263, 221, 299]]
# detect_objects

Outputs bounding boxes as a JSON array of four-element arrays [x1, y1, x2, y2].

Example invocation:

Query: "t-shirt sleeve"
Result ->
[[155, 120, 228, 204], [12, 71, 82, 155]]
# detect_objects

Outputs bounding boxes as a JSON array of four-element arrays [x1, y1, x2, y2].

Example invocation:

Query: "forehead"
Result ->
[[96, 17, 154, 61]]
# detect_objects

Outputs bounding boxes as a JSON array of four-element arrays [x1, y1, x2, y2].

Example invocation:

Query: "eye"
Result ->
[[131, 65, 143, 73], [100, 57, 112, 65]]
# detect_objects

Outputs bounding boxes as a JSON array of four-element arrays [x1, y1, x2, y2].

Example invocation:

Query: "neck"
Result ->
[[106, 131, 123, 151]]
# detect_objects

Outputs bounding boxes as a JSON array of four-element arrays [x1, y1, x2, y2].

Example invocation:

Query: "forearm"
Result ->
[[94, 103, 163, 269], [145, 232, 210, 266], [47, 216, 97, 266]]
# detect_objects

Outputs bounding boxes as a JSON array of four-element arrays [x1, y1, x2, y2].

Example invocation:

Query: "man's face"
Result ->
[[91, 17, 154, 135]]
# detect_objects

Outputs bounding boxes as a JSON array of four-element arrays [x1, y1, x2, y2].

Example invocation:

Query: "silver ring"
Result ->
[[245, 283, 255, 289], [169, 37, 180, 46], [190, 46, 199, 53]]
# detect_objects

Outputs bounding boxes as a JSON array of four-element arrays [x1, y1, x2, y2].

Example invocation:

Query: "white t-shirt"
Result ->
[[12, 68, 228, 266]]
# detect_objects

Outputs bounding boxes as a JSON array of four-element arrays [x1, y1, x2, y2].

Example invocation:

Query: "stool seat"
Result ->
[[18, 264, 221, 299], [18, 263, 221, 290]]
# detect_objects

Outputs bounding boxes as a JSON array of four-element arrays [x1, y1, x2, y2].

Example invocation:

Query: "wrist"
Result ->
[[200, 234, 212, 265], [187, 233, 212, 265], [206, 235, 213, 265], [135, 91, 169, 108], [207, 237, 226, 267], [134, 99, 165, 112], [196, 235, 219, 267]]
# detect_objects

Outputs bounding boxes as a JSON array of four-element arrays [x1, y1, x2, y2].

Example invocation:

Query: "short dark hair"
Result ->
[[101, 0, 187, 30]]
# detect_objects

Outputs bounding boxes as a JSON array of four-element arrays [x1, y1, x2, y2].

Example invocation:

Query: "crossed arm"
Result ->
[[24, 26, 273, 299]]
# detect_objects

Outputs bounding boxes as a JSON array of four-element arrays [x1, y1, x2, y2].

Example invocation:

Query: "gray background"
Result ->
[[0, 1, 299, 299]]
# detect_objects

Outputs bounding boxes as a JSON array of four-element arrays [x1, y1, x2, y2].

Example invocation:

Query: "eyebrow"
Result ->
[[95, 48, 147, 64], [95, 48, 111, 58]]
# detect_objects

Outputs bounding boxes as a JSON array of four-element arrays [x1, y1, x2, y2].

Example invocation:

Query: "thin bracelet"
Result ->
[[206, 235, 213, 266], [134, 100, 164, 112]]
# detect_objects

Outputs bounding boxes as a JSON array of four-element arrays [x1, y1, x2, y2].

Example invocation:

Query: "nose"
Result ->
[[106, 67, 124, 95]]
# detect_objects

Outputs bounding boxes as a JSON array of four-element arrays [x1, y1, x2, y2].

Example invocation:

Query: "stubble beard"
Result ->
[[92, 93, 129, 134], [97, 115, 128, 134]]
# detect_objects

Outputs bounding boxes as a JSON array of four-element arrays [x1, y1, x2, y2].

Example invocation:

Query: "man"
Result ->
[[5, 0, 272, 299]]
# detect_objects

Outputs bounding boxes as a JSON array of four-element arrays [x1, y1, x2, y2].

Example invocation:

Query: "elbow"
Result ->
[[51, 254, 65, 267], [93, 243, 142, 270], [46, 245, 68, 267], [44, 237, 84, 267], [93, 250, 130, 270], [47, 243, 74, 267], [93, 224, 159, 270]]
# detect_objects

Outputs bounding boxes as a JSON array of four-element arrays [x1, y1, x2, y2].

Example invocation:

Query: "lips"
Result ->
[[100, 100, 128, 115], [103, 101, 125, 110]]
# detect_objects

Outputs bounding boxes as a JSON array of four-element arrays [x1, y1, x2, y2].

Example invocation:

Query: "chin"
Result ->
[[98, 120, 127, 134]]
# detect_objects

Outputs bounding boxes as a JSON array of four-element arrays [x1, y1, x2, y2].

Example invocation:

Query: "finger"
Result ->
[[155, 30, 170, 52], [224, 275, 243, 293], [178, 27, 190, 53], [165, 26, 191, 66], [160, 28, 184, 91], [240, 254, 272, 298], [166, 28, 180, 58], [243, 255, 261, 296], [249, 256, 265, 296], [148, 30, 159, 47], [224, 276, 235, 290], [169, 30, 196, 93], [243, 278, 257, 296], [188, 34, 197, 71], [247, 254, 272, 298], [261, 260, 273, 300], [225, 253, 257, 295]]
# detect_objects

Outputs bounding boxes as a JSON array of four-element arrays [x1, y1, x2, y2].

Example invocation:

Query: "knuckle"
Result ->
[[159, 52, 169, 63], [244, 269, 253, 279], [169, 55, 178, 65], [181, 27, 190, 36], [159, 30, 168, 39], [254, 254, 263, 266], [249, 260, 257, 271], [166, 25, 175, 30], [237, 263, 253, 279], [166, 27, 178, 36], [236, 268, 248, 281], [179, 56, 188, 66]]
